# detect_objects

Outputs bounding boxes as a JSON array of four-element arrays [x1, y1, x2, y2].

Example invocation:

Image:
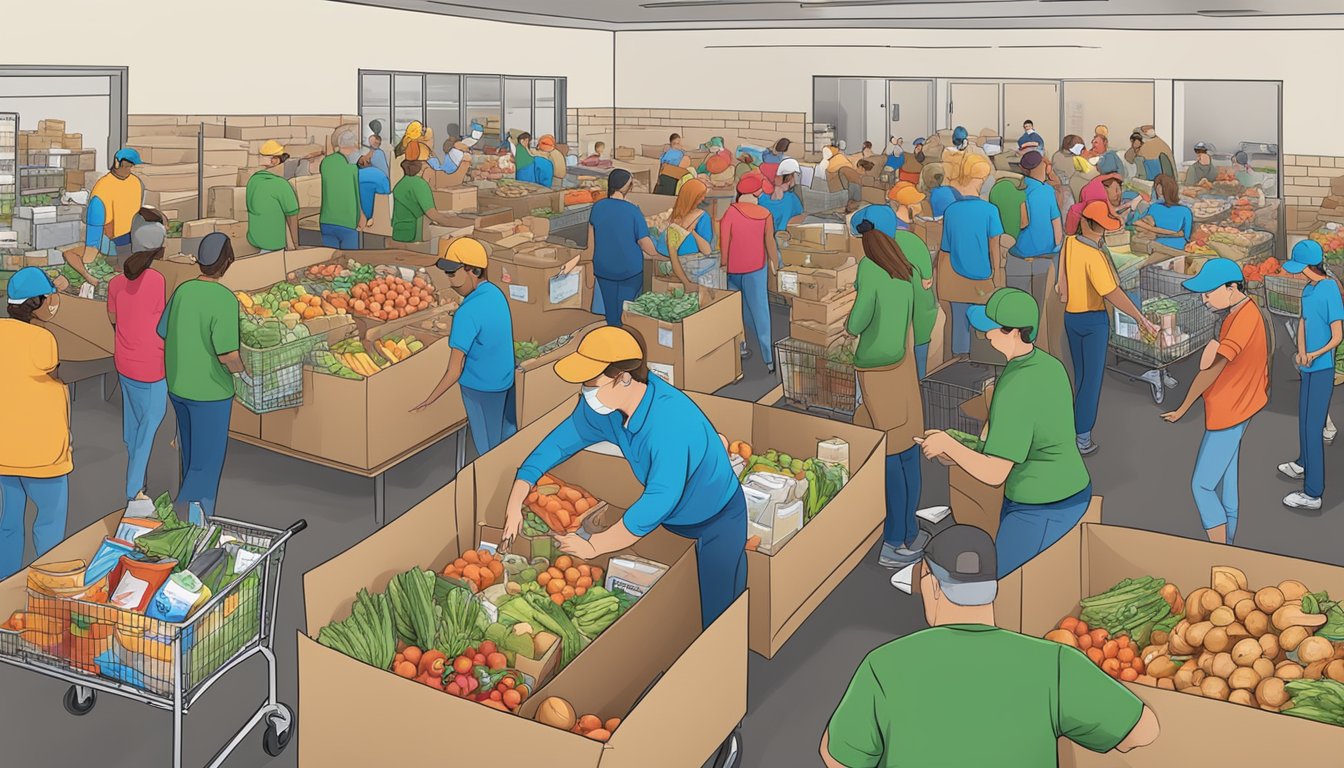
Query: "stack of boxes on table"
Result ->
[[4, 119, 95, 264]]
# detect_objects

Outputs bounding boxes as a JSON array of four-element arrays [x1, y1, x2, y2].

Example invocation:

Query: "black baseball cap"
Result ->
[[924, 525, 998, 606]]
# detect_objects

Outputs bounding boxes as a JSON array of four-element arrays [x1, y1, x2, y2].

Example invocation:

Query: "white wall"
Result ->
[[7, 0, 613, 115], [615, 28, 1340, 156]]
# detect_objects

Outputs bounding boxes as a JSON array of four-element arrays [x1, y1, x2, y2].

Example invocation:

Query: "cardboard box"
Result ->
[[1000, 519, 1344, 765], [911, 217, 944, 256], [790, 291, 855, 326], [621, 287, 744, 393], [490, 244, 591, 313], [519, 215, 551, 240], [789, 316, 848, 348], [458, 207, 516, 230], [290, 175, 322, 209], [510, 307, 603, 427], [46, 292, 116, 358], [298, 403, 747, 767], [432, 185, 479, 213], [777, 248, 858, 301], [207, 186, 248, 221], [478, 185, 560, 220], [689, 393, 884, 657]]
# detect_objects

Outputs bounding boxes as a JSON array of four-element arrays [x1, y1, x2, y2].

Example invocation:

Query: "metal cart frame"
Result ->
[[1106, 264, 1217, 404], [0, 516, 306, 767]]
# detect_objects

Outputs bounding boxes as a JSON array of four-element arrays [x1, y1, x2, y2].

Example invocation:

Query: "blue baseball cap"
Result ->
[[912, 137, 926, 146], [6, 267, 57, 303], [849, 205, 890, 237], [952, 126, 969, 145], [1283, 239, 1325, 274], [113, 148, 143, 166], [1182, 257, 1244, 293]]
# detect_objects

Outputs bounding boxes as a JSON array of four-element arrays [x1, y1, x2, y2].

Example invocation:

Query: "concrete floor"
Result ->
[[3, 302, 1340, 767]]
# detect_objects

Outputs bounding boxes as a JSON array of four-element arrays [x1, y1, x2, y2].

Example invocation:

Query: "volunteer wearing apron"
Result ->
[[0, 268, 70, 579], [849, 227, 926, 568], [850, 184, 936, 379], [500, 327, 746, 629], [917, 288, 1093, 577], [656, 134, 689, 196], [412, 238, 518, 456], [69, 148, 146, 286], [1004, 151, 1063, 352], [939, 155, 1004, 357]]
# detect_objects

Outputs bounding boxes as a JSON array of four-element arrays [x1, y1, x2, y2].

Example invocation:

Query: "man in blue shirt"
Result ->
[[501, 326, 747, 629], [758, 158, 806, 244], [941, 156, 1005, 355], [1017, 120, 1045, 153], [563, 169, 661, 328], [1006, 150, 1063, 311], [412, 238, 517, 456], [1279, 241, 1344, 511]]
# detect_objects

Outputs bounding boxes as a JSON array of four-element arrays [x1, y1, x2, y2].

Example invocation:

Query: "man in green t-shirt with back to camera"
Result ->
[[822, 524, 1159, 768], [390, 159, 461, 244]]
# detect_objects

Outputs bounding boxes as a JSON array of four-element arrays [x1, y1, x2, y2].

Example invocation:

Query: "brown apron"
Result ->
[[854, 330, 925, 454], [1038, 261, 1067, 359], [935, 251, 997, 305]]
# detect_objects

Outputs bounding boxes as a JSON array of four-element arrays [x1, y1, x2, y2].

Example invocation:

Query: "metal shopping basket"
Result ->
[[1264, 273, 1307, 317], [921, 361, 998, 435], [0, 517, 306, 767], [775, 337, 857, 418]]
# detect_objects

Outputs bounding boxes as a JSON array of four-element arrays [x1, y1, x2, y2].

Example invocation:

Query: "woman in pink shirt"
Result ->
[[106, 210, 168, 502], [720, 173, 780, 373]]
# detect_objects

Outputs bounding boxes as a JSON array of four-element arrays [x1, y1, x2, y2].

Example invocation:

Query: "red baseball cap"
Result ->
[[737, 172, 774, 196]]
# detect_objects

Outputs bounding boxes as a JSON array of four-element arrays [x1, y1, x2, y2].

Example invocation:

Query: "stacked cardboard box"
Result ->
[[789, 289, 855, 347], [18, 119, 94, 192], [621, 287, 744, 393], [777, 231, 859, 303], [1315, 175, 1344, 227]]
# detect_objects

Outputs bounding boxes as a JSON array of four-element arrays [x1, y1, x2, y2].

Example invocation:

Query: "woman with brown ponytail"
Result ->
[[107, 209, 169, 502], [849, 224, 926, 569]]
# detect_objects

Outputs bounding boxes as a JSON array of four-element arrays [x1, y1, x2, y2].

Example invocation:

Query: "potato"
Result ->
[[1245, 610, 1270, 638], [1273, 604, 1328, 632], [1204, 627, 1232, 653], [1186, 621, 1214, 648], [1253, 657, 1276, 681], [1229, 689, 1255, 706], [1157, 677, 1176, 691], [1299, 636, 1335, 665], [1169, 627, 1195, 655], [1229, 667, 1261, 690], [1198, 652, 1215, 674], [1174, 663, 1197, 690], [1148, 655, 1179, 679], [1211, 566, 1249, 596], [1276, 661, 1305, 680], [1135, 674, 1157, 687], [1150, 629, 1169, 647], [1211, 652, 1237, 679], [1327, 660, 1344, 683], [1186, 588, 1221, 623], [1209, 606, 1236, 627], [1257, 676, 1290, 707], [1223, 589, 1254, 609], [1255, 586, 1286, 614], [1306, 660, 1329, 680], [1259, 634, 1281, 661], [1191, 669, 1207, 687], [1231, 638, 1263, 667], [1226, 622, 1250, 641], [1231, 598, 1256, 623], [1201, 676, 1231, 700], [1280, 625, 1310, 652], [1278, 579, 1310, 601]]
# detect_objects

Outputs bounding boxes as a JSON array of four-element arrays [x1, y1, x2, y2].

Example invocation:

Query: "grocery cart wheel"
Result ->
[[1150, 381, 1165, 405], [709, 728, 742, 768], [262, 703, 295, 757], [63, 685, 96, 716]]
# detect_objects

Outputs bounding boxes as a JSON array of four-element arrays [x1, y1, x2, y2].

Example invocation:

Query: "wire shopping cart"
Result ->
[[0, 517, 306, 767], [1107, 268, 1218, 404], [775, 337, 858, 418], [921, 360, 999, 436]]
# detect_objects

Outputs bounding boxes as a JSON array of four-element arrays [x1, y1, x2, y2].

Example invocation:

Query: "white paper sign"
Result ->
[[648, 362, 675, 386], [509, 284, 530, 302], [778, 271, 800, 296], [657, 327, 674, 348], [549, 269, 580, 304]]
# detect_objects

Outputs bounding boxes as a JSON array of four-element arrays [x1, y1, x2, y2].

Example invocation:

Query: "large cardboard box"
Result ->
[[690, 394, 885, 657], [298, 405, 748, 767], [620, 287, 744, 393], [777, 247, 859, 301], [432, 185, 479, 213], [789, 316, 849, 348], [207, 186, 248, 221], [290, 175, 322, 209], [478, 184, 560, 220], [790, 290, 855, 326], [510, 307, 604, 427], [1002, 520, 1344, 765], [490, 243, 590, 313]]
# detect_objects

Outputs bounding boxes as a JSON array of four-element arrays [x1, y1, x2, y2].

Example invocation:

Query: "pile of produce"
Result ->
[[349, 275, 437, 322], [442, 548, 505, 593], [534, 696, 622, 742], [731, 445, 848, 523], [537, 556, 606, 608], [239, 315, 311, 350], [55, 255, 116, 296], [1228, 198, 1256, 227], [328, 334, 425, 377], [1241, 257, 1285, 284], [563, 188, 604, 206], [1045, 565, 1344, 725], [513, 333, 575, 365], [522, 474, 602, 535], [468, 155, 511, 182], [628, 288, 700, 323], [492, 180, 547, 199], [1309, 226, 1344, 260], [1190, 198, 1231, 221], [309, 350, 362, 379], [1187, 224, 1240, 255]]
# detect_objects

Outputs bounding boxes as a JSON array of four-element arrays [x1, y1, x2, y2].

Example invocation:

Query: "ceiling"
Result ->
[[336, 0, 1344, 30]]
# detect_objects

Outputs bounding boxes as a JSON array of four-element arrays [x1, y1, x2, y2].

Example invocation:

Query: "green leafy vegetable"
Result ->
[[317, 588, 396, 670], [434, 577, 488, 658], [387, 568, 441, 650]]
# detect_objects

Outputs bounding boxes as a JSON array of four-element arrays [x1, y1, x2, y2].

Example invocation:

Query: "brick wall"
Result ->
[[1283, 154, 1344, 233], [567, 107, 809, 156]]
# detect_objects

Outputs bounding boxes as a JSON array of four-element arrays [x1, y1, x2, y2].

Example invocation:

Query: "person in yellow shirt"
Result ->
[[1059, 201, 1158, 456], [67, 148, 145, 286], [0, 268, 71, 579]]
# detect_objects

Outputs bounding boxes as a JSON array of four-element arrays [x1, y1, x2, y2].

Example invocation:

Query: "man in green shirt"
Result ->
[[390, 159, 459, 243], [156, 233, 244, 517], [319, 127, 366, 249], [823, 524, 1159, 768], [917, 288, 1092, 577], [246, 140, 301, 252]]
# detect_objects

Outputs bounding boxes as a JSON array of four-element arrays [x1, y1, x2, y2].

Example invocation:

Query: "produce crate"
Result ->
[[548, 203, 591, 232], [798, 186, 849, 214], [234, 363, 305, 414], [1110, 294, 1218, 368], [619, 287, 743, 394], [775, 337, 857, 417], [1209, 229, 1274, 264], [921, 360, 997, 436]]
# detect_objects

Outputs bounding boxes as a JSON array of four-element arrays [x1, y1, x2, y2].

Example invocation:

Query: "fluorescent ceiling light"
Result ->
[[1196, 8, 1265, 15]]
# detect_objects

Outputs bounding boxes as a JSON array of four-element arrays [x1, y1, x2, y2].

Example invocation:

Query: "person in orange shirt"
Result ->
[[1160, 258, 1270, 545]]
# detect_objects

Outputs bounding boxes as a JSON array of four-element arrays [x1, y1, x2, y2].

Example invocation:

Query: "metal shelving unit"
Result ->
[[0, 113, 16, 227]]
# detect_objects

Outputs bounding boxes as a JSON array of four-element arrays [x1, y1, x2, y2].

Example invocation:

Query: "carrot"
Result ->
[[555, 508, 571, 529]]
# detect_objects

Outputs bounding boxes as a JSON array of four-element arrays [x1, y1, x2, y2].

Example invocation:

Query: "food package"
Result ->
[[603, 556, 669, 599], [817, 438, 850, 473]]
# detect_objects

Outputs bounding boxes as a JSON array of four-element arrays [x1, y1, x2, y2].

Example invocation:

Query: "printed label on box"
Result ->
[[648, 362, 675, 386], [778, 271, 800, 296], [657, 327, 674, 348], [549, 270, 580, 304], [509, 284, 530, 302]]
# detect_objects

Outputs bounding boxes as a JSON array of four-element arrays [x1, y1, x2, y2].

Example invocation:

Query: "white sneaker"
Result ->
[[1283, 492, 1322, 510], [1278, 462, 1305, 480]]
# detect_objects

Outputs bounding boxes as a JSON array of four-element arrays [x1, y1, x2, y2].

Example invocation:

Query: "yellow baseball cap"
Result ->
[[888, 181, 926, 205], [554, 327, 644, 384], [260, 140, 286, 157], [436, 237, 489, 271], [962, 155, 993, 180]]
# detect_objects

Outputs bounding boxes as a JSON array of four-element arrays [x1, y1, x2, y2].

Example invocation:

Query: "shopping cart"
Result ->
[[921, 360, 998, 435], [775, 337, 857, 418], [1263, 273, 1308, 317], [1107, 286, 1218, 404], [0, 517, 306, 767]]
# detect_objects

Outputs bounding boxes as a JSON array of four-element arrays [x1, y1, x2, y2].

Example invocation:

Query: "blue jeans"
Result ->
[[664, 490, 747, 629], [461, 385, 518, 457], [883, 445, 923, 548], [590, 279, 606, 317], [1193, 420, 1249, 540], [0, 475, 68, 579], [949, 302, 973, 356], [1298, 370, 1334, 499], [170, 394, 232, 517], [597, 274, 644, 328], [120, 376, 167, 501], [997, 483, 1092, 578], [914, 343, 929, 380], [728, 267, 774, 366], [320, 223, 359, 249], [1065, 311, 1110, 438]]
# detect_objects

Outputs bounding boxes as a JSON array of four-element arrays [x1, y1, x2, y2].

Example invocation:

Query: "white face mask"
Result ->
[[1070, 144, 1085, 156], [582, 385, 616, 415]]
